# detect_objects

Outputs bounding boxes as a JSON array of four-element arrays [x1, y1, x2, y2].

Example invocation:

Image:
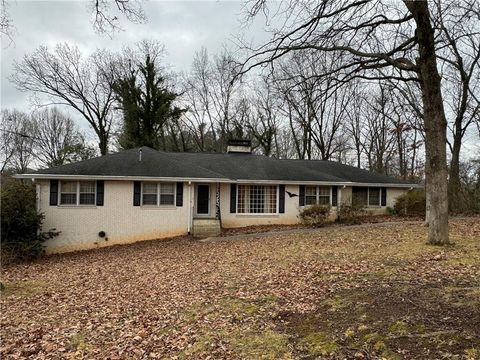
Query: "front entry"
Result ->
[[196, 184, 210, 215]]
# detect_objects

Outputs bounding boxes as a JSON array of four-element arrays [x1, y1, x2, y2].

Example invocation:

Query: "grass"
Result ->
[[1, 218, 479, 359], [0, 280, 47, 297]]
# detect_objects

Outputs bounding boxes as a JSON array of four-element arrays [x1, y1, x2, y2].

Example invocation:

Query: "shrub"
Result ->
[[336, 203, 366, 225], [299, 204, 331, 226], [393, 189, 426, 217], [1, 179, 59, 263]]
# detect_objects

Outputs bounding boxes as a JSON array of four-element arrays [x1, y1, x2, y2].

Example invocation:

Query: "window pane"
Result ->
[[142, 182, 157, 205], [160, 194, 174, 205], [305, 196, 317, 205], [143, 183, 157, 194], [305, 186, 316, 196], [249, 185, 264, 213], [369, 188, 380, 206], [78, 181, 95, 205], [80, 193, 95, 205], [266, 186, 277, 213], [318, 196, 330, 205], [318, 186, 330, 196], [142, 194, 157, 205], [238, 185, 247, 213], [352, 187, 368, 207], [60, 181, 77, 205], [61, 181, 77, 193], [60, 193, 77, 205], [79, 181, 95, 193], [160, 183, 175, 194]]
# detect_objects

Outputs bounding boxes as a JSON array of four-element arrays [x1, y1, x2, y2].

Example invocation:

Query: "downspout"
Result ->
[[187, 181, 193, 234]]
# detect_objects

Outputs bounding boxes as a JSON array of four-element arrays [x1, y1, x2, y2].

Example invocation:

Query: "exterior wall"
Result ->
[[220, 184, 301, 228], [37, 179, 411, 253], [220, 184, 410, 228], [37, 180, 190, 253]]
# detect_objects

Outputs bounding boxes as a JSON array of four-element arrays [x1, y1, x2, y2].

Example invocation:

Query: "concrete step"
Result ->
[[192, 218, 221, 237]]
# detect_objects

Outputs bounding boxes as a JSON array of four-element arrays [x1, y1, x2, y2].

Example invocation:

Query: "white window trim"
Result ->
[[367, 187, 382, 207], [303, 185, 332, 207], [59, 180, 97, 207], [141, 182, 176, 207], [236, 184, 279, 215]]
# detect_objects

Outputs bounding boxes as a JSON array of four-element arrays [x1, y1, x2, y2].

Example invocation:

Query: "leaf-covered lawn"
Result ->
[[1, 218, 479, 359]]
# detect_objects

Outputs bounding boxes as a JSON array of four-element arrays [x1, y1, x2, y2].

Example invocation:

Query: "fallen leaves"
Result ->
[[0, 218, 479, 359]]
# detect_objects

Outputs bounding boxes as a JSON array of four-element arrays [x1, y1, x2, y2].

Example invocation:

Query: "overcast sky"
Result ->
[[1, 1, 478, 159], [1, 0, 260, 110]]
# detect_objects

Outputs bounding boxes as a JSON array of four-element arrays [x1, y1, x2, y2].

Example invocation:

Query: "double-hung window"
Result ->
[[352, 187, 382, 207], [237, 185, 277, 214], [141, 182, 175, 206], [304, 186, 331, 206], [60, 181, 96, 206]]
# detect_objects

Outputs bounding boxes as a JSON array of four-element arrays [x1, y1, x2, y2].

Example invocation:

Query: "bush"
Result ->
[[393, 189, 426, 217], [1, 179, 59, 263], [336, 203, 366, 225], [299, 204, 331, 226]]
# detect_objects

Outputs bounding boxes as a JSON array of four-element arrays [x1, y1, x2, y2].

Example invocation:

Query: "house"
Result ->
[[16, 140, 418, 253]]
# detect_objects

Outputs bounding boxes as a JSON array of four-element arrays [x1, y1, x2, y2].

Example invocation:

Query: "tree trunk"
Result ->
[[406, 1, 449, 245], [98, 131, 109, 156], [448, 128, 463, 212]]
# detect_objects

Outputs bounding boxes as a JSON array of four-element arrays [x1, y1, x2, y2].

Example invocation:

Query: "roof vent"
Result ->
[[139, 149, 142, 162], [227, 139, 252, 154]]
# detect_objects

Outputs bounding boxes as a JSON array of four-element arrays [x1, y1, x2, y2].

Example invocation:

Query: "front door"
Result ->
[[196, 185, 210, 215]]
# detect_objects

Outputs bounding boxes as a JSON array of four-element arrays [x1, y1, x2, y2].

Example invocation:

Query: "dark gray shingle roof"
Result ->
[[29, 146, 412, 185]]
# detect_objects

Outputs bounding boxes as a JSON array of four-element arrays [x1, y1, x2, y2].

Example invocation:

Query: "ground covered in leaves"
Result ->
[[1, 218, 479, 359]]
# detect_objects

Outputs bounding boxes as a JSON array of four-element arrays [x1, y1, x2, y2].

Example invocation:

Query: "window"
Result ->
[[305, 186, 317, 205], [142, 183, 158, 205], [237, 185, 277, 214], [60, 181, 96, 206], [60, 181, 77, 205], [352, 187, 381, 207], [318, 186, 330, 205], [79, 181, 96, 205], [141, 182, 175, 206], [368, 188, 381, 206], [160, 183, 175, 205], [303, 186, 331, 206]]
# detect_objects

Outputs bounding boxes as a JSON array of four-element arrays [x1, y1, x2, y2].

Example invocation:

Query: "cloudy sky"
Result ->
[[1, 1, 478, 159], [1, 0, 262, 111]]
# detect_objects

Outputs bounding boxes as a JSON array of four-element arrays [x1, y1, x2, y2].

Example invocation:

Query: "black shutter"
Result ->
[[49, 180, 58, 206], [331, 186, 338, 207], [133, 181, 141, 206], [381, 187, 387, 206], [96, 180, 104, 206], [176, 182, 183, 206], [279, 185, 285, 213], [299, 185, 305, 206], [230, 184, 237, 213]]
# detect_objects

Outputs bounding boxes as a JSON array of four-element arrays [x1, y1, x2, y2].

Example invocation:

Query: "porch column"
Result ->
[[215, 183, 221, 220]]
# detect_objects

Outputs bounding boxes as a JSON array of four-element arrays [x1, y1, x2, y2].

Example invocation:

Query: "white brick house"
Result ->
[[17, 142, 418, 253]]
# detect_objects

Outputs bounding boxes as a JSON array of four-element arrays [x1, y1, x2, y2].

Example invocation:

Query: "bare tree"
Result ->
[[181, 48, 242, 152], [10, 44, 117, 155], [1, 0, 145, 40], [31, 107, 94, 168], [434, 0, 480, 210], [0, 109, 35, 173], [240, 0, 452, 245]]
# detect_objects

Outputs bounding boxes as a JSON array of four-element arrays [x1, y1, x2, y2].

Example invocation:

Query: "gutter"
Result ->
[[14, 174, 422, 189]]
